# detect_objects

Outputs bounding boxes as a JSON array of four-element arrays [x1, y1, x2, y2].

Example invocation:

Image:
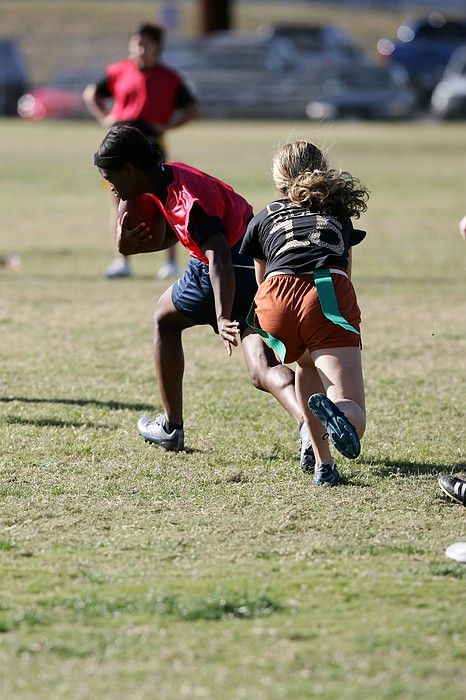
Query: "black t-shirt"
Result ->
[[240, 199, 366, 276]]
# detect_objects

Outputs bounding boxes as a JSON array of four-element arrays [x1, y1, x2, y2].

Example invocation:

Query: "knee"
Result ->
[[153, 303, 173, 339], [248, 362, 293, 394], [153, 304, 163, 329], [248, 364, 266, 391]]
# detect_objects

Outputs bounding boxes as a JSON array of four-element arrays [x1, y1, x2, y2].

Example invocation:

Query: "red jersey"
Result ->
[[106, 59, 185, 125], [149, 163, 253, 264]]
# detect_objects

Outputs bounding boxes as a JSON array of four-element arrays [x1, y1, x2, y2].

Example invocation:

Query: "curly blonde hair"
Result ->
[[272, 140, 369, 218]]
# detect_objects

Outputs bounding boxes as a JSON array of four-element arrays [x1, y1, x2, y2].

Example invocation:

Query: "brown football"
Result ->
[[118, 194, 166, 248]]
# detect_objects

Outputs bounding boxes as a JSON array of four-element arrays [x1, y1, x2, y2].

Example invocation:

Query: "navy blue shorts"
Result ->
[[171, 240, 256, 332]]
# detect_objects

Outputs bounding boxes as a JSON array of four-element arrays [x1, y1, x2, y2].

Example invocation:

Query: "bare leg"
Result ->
[[153, 287, 194, 424], [295, 354, 333, 466], [311, 347, 366, 437], [240, 328, 302, 423]]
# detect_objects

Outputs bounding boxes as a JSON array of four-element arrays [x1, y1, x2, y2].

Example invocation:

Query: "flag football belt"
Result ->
[[246, 268, 359, 364]]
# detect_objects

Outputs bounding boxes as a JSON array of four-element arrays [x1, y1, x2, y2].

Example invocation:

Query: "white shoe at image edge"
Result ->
[[445, 542, 466, 563]]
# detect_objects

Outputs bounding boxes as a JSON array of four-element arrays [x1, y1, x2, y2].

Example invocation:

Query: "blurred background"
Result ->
[[2, 0, 466, 123]]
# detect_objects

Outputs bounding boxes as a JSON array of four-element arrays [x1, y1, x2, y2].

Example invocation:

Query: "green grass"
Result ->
[[1, 117, 466, 699]]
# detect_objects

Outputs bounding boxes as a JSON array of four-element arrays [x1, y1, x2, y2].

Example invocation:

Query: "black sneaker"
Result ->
[[299, 421, 316, 473], [438, 475, 466, 506], [308, 393, 360, 460], [314, 463, 340, 487]]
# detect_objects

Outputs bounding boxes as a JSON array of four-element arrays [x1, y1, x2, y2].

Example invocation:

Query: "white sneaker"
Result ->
[[138, 414, 184, 451], [105, 258, 132, 279], [157, 261, 180, 280]]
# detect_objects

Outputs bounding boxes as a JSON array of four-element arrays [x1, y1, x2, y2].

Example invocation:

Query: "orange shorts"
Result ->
[[254, 272, 361, 363]]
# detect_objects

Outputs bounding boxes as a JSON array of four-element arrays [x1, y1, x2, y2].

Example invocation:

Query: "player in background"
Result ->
[[240, 140, 368, 486], [83, 23, 199, 279], [93, 124, 315, 471]]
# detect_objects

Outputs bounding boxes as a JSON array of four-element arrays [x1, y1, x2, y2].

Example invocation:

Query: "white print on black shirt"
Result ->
[[269, 207, 345, 259]]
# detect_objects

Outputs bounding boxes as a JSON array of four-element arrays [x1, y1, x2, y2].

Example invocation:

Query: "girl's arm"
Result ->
[[202, 234, 239, 357]]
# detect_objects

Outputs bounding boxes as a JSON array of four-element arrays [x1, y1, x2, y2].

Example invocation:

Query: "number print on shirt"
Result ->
[[270, 206, 345, 258], [309, 215, 344, 254]]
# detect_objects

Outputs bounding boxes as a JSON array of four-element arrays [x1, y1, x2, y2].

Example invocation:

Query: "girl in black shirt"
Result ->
[[240, 140, 369, 486]]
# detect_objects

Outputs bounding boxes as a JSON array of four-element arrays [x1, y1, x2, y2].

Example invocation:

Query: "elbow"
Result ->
[[82, 84, 96, 104]]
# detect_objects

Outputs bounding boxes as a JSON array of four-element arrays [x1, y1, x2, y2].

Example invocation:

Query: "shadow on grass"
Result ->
[[0, 396, 152, 411], [367, 458, 466, 477], [6, 416, 117, 430]]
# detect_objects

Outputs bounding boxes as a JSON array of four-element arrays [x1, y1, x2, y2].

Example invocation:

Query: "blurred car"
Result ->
[[186, 31, 305, 118], [0, 38, 29, 115], [431, 45, 466, 119], [306, 63, 416, 120], [186, 31, 359, 119], [258, 22, 365, 64], [377, 13, 466, 105], [163, 37, 203, 74], [17, 67, 105, 120]]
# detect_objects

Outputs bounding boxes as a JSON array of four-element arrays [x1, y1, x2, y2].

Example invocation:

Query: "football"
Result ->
[[118, 194, 166, 249]]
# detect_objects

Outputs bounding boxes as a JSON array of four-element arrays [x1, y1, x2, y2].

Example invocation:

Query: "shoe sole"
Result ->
[[142, 436, 183, 451], [439, 481, 466, 506], [308, 394, 360, 460], [138, 418, 184, 452]]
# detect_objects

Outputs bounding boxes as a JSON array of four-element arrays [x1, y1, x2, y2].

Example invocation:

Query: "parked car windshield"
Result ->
[[199, 34, 297, 74], [324, 66, 396, 92], [275, 27, 349, 51]]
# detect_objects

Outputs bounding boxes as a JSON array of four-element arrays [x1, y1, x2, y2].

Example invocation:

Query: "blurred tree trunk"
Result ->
[[199, 0, 233, 35]]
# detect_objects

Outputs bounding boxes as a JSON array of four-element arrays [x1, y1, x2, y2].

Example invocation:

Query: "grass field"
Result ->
[[1, 117, 466, 699]]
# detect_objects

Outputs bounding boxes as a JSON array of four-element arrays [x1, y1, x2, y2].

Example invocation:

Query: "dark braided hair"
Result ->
[[93, 124, 162, 171]]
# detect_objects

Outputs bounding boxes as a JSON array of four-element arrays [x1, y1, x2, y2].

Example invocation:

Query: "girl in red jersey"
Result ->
[[93, 124, 315, 468], [240, 140, 368, 486], [83, 23, 199, 280]]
